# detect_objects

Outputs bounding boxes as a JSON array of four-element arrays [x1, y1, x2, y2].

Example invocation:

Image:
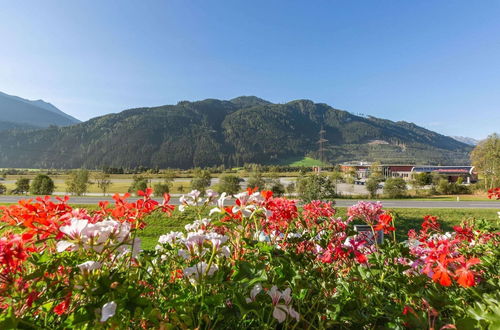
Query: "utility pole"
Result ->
[[317, 126, 328, 170]]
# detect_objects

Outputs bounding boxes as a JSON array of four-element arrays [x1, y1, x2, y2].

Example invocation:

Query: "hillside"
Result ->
[[0, 91, 80, 130], [0, 97, 472, 168], [451, 136, 480, 146]]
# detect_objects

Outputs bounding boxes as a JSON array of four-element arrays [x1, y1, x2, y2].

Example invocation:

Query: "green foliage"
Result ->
[[297, 173, 337, 202], [286, 182, 296, 195], [246, 171, 266, 190], [413, 172, 432, 187], [153, 183, 170, 196], [471, 133, 500, 190], [190, 168, 212, 193], [0, 183, 6, 194], [436, 179, 471, 195], [216, 174, 242, 195], [365, 177, 380, 198], [128, 175, 148, 194], [383, 177, 407, 198], [0, 98, 472, 169], [30, 174, 55, 195], [66, 169, 91, 196], [14, 178, 30, 194]]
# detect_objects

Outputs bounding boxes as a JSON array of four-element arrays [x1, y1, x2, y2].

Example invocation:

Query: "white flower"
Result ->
[[185, 218, 211, 232], [288, 306, 300, 321], [220, 246, 231, 258], [245, 283, 263, 303], [268, 286, 282, 305], [184, 232, 206, 250], [158, 231, 184, 245], [77, 261, 102, 272], [206, 232, 228, 248], [273, 304, 288, 323], [204, 189, 219, 204], [56, 240, 76, 252], [100, 301, 117, 322], [178, 191, 202, 212], [59, 218, 89, 239], [178, 249, 189, 259], [209, 192, 228, 215], [183, 261, 218, 280], [115, 238, 141, 258], [281, 288, 292, 305], [233, 204, 257, 218], [205, 189, 218, 199]]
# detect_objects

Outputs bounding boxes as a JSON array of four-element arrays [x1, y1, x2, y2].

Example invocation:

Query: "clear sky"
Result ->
[[1, 1, 499, 139]]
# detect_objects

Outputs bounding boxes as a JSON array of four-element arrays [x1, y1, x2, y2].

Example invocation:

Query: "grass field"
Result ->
[[1, 200, 498, 250], [277, 156, 326, 167], [137, 206, 500, 250]]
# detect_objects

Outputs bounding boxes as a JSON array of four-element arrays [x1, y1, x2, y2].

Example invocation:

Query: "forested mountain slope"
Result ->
[[0, 97, 471, 168]]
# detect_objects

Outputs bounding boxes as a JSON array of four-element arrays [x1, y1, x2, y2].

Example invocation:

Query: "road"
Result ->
[[1, 195, 499, 209]]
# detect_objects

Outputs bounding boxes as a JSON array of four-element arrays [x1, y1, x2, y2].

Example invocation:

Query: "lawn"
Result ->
[[1, 202, 498, 250], [137, 206, 500, 250], [278, 156, 327, 167]]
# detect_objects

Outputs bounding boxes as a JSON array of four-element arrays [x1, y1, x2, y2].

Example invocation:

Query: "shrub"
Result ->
[[153, 183, 170, 196], [14, 178, 30, 195], [365, 177, 380, 198], [297, 173, 337, 202], [246, 171, 266, 190], [29, 174, 55, 195], [383, 177, 407, 198], [0, 183, 6, 195], [190, 169, 211, 193], [128, 176, 148, 194], [66, 169, 91, 196], [217, 174, 242, 195]]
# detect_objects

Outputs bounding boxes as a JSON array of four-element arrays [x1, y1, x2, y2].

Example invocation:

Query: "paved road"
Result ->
[[1, 195, 499, 209]]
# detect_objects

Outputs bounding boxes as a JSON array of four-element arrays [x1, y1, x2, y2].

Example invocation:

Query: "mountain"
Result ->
[[0, 91, 80, 130], [451, 136, 480, 146], [0, 97, 472, 168]]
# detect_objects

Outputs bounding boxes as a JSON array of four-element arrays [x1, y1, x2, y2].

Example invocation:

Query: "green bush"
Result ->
[[383, 177, 407, 198], [30, 174, 55, 195], [128, 175, 148, 194], [190, 169, 212, 194], [14, 178, 30, 194], [153, 183, 170, 196], [297, 173, 337, 202], [66, 169, 91, 196], [216, 174, 243, 195]]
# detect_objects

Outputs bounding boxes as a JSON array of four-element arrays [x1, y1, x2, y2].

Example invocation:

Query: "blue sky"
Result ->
[[1, 1, 499, 139]]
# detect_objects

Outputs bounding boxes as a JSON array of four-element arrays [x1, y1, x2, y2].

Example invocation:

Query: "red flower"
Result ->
[[374, 213, 395, 233], [54, 293, 72, 315], [432, 261, 452, 286], [421, 215, 440, 233], [487, 187, 500, 200], [455, 257, 481, 288]]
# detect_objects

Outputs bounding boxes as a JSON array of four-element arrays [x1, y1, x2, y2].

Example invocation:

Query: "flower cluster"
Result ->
[[57, 218, 139, 257], [0, 187, 498, 329], [347, 200, 384, 224], [406, 217, 487, 288]]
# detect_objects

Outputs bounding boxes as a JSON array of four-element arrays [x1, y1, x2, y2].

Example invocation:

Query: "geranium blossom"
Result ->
[[347, 201, 384, 224]]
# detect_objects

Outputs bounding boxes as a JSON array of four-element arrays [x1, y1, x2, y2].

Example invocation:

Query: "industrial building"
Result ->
[[340, 162, 477, 184]]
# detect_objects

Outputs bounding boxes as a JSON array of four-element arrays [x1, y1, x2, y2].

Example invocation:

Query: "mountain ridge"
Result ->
[[0, 91, 80, 130], [0, 96, 472, 168]]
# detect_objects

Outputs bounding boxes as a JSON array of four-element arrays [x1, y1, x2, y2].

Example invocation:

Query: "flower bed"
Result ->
[[0, 188, 499, 329]]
